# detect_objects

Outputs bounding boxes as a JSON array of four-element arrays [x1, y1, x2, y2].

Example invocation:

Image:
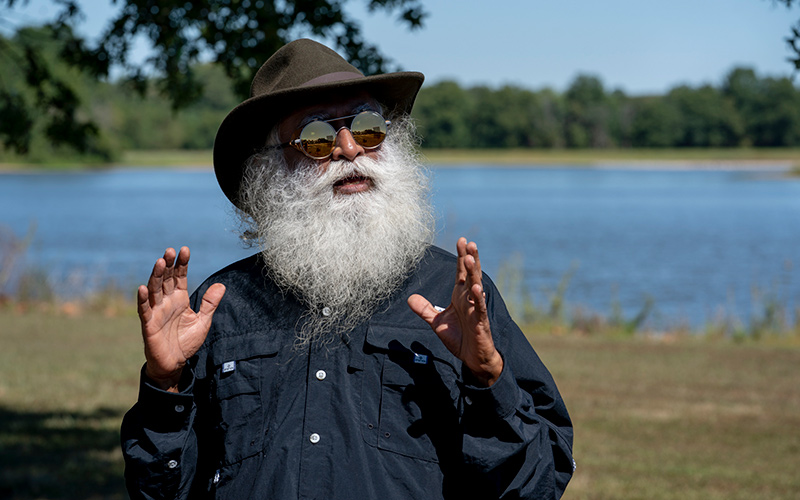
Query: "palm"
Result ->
[[137, 247, 225, 388], [408, 238, 503, 386]]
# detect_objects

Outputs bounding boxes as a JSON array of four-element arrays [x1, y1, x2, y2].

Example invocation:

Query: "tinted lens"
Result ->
[[299, 120, 336, 158], [350, 111, 387, 149]]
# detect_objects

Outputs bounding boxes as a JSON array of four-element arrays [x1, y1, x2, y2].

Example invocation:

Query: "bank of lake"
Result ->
[[1, 147, 800, 171]]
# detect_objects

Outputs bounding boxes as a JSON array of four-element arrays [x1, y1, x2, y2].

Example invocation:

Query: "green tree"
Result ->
[[528, 88, 566, 149], [564, 74, 612, 148], [723, 66, 800, 146], [667, 85, 744, 147], [412, 80, 472, 148], [0, 0, 427, 156], [0, 25, 115, 160], [772, 0, 800, 70], [629, 96, 681, 147], [753, 76, 800, 145]]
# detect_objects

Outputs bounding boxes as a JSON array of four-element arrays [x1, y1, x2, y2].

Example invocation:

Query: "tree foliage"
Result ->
[[412, 68, 800, 150], [0, 0, 426, 155], [774, 0, 800, 70]]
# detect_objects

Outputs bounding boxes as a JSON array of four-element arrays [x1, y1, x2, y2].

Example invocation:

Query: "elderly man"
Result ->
[[121, 39, 574, 500]]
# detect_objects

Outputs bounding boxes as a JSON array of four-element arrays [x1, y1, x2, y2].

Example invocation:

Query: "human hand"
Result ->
[[408, 238, 503, 386], [137, 247, 225, 392]]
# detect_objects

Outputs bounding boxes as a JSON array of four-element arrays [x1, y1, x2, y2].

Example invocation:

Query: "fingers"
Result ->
[[455, 237, 468, 285], [464, 240, 483, 298], [147, 255, 166, 306], [175, 246, 190, 291], [455, 237, 484, 296], [137, 284, 151, 322], [162, 248, 176, 295], [146, 247, 192, 305]]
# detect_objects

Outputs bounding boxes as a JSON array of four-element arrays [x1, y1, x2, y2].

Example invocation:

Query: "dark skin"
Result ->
[[138, 99, 503, 393]]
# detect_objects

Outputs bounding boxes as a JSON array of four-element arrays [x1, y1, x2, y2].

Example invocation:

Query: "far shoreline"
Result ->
[[1, 147, 798, 172]]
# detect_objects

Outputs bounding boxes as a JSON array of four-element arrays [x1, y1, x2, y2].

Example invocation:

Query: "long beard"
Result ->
[[237, 119, 435, 347]]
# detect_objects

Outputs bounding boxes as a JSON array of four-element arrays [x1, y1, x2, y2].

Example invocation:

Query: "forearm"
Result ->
[[460, 361, 574, 499], [121, 366, 200, 500]]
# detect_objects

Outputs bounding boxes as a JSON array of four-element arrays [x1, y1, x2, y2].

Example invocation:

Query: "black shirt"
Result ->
[[121, 246, 574, 499]]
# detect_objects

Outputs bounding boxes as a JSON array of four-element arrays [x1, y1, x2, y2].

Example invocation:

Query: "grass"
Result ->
[[0, 309, 141, 500], [1, 305, 798, 499], [419, 147, 800, 166], [533, 334, 800, 499], [117, 149, 214, 167]]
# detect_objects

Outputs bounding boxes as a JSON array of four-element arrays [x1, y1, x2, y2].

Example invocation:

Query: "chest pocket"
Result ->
[[361, 324, 463, 463], [208, 333, 280, 466]]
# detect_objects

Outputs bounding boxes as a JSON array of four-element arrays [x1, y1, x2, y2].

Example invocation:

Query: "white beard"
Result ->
[[237, 118, 435, 347]]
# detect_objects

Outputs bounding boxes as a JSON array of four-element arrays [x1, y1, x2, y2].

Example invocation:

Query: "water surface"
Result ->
[[2, 165, 798, 328]]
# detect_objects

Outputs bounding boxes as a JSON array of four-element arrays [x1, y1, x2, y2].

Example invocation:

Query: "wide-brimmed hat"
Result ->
[[213, 38, 425, 208]]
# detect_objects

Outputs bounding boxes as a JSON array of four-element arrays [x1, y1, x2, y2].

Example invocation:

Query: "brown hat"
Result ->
[[213, 38, 425, 208]]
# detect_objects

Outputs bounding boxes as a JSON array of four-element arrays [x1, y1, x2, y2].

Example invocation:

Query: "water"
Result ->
[[2, 165, 799, 328]]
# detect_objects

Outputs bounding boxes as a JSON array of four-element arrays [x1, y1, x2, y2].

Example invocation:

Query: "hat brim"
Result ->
[[213, 71, 424, 209]]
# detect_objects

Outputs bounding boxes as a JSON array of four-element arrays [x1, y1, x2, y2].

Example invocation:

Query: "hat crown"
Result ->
[[250, 39, 364, 98]]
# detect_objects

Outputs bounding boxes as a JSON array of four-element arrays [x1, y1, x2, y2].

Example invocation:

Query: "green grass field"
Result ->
[[1, 307, 798, 499]]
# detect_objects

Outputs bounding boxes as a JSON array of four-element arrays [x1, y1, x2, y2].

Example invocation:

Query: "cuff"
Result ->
[[137, 364, 196, 432], [461, 352, 520, 420]]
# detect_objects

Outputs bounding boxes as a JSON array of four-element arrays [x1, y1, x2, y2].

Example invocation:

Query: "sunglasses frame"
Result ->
[[268, 111, 391, 160]]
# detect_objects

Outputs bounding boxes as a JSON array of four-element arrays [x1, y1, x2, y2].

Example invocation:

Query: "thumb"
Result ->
[[197, 283, 226, 326], [407, 294, 440, 327]]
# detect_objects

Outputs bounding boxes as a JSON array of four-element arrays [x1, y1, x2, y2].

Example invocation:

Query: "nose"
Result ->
[[330, 127, 365, 162]]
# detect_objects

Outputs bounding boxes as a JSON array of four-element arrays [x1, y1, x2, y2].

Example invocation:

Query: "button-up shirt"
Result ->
[[121, 246, 574, 499]]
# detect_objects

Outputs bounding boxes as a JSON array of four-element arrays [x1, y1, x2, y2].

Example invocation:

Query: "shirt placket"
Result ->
[[298, 341, 334, 499]]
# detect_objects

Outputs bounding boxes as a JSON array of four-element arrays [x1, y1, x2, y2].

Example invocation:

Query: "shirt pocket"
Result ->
[[362, 324, 462, 463], [209, 333, 280, 466]]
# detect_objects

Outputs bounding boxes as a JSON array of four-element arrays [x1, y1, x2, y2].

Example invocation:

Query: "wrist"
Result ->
[[144, 364, 183, 393], [469, 350, 504, 387]]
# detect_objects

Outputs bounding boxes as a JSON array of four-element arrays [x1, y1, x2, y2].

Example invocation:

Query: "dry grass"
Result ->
[[531, 334, 800, 499], [420, 147, 800, 166], [3, 147, 799, 171], [0, 310, 141, 499], [1, 307, 798, 499]]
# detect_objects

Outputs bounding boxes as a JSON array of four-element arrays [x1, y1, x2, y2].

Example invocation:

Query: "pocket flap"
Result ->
[[365, 324, 458, 369], [208, 331, 282, 367]]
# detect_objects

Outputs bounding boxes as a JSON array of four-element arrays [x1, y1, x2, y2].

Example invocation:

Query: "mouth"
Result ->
[[333, 174, 373, 195]]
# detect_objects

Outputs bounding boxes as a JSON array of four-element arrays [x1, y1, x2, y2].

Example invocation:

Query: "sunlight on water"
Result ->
[[2, 166, 799, 328]]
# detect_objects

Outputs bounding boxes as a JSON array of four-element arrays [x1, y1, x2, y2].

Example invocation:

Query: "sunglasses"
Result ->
[[269, 110, 391, 160]]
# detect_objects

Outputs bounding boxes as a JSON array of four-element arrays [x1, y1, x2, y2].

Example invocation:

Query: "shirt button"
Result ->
[[174, 404, 185, 413], [322, 306, 331, 317], [464, 396, 473, 406], [315, 370, 327, 381], [309, 433, 321, 444], [167, 459, 179, 469]]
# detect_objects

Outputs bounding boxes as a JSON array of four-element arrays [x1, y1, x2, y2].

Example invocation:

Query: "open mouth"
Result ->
[[334, 175, 370, 187], [333, 174, 373, 194]]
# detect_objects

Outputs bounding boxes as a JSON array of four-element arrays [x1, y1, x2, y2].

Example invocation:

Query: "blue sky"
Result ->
[[5, 0, 798, 94]]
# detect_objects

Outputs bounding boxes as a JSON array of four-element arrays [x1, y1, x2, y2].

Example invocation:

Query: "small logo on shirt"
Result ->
[[222, 361, 236, 373]]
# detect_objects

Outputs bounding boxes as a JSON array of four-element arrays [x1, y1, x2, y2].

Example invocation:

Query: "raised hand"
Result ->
[[408, 238, 504, 387], [137, 247, 226, 392]]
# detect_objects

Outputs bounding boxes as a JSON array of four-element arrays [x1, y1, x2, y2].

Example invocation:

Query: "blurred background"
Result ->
[[1, 1, 799, 499]]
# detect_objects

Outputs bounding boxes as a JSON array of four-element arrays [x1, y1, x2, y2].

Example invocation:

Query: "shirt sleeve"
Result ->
[[120, 365, 202, 500], [459, 316, 575, 499]]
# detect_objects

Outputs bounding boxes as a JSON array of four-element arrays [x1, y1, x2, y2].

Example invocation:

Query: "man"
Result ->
[[121, 39, 574, 499]]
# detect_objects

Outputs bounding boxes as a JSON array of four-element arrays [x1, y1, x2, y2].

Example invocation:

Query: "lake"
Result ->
[[2, 165, 799, 329]]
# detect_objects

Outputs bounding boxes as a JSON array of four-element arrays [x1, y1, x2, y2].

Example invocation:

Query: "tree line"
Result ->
[[413, 70, 800, 149], [2, 28, 800, 163]]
